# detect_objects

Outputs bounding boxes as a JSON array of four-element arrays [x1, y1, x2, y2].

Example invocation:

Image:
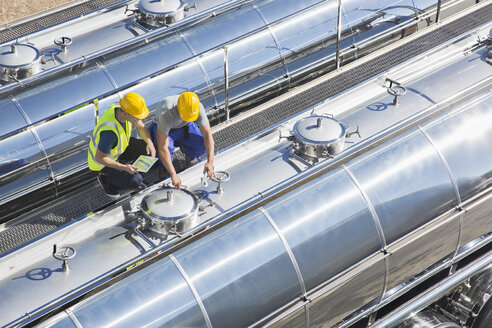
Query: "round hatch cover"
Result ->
[[138, 0, 182, 15], [141, 187, 198, 223], [0, 43, 40, 69], [293, 115, 345, 145]]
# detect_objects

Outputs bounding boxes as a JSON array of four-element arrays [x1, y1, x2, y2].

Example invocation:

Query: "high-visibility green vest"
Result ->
[[87, 104, 132, 171]]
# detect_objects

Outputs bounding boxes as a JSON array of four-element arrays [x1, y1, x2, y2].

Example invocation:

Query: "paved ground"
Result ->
[[0, 0, 73, 25]]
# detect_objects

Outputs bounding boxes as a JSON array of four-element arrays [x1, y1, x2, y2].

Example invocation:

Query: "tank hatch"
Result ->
[[292, 115, 346, 161], [137, 0, 189, 27], [0, 43, 41, 82], [140, 187, 199, 235]]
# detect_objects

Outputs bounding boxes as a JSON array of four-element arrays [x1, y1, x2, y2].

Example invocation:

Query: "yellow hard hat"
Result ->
[[119, 92, 149, 119], [177, 92, 200, 122]]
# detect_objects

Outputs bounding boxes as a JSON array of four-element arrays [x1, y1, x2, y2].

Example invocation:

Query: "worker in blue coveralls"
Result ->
[[149, 92, 215, 189]]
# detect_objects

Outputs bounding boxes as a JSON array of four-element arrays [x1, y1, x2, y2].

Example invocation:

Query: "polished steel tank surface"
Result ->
[[1, 20, 491, 328], [0, 0, 480, 222]]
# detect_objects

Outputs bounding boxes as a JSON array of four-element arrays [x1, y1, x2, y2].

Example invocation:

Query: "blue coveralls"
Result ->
[[148, 121, 206, 169]]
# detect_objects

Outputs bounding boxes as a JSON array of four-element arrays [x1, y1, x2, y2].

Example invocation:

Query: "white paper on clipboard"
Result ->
[[132, 155, 158, 173]]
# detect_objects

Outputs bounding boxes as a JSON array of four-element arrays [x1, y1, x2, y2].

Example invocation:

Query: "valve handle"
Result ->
[[387, 85, 407, 97], [53, 245, 76, 261], [210, 171, 230, 183], [54, 36, 72, 47], [53, 245, 76, 272], [387, 85, 406, 106]]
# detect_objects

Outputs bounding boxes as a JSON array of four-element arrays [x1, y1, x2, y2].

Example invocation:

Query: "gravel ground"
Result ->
[[0, 0, 73, 25]]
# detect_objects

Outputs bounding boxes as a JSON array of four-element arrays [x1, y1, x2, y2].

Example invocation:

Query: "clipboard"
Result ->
[[132, 155, 158, 173]]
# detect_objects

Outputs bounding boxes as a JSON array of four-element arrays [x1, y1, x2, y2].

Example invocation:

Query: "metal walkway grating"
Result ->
[[0, 0, 126, 44], [1, 3, 491, 256]]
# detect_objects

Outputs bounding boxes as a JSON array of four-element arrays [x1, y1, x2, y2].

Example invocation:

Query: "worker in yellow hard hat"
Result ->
[[88, 92, 156, 197], [148, 91, 215, 189]]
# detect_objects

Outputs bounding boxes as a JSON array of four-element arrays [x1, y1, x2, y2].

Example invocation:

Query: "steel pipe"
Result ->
[[370, 252, 492, 328]]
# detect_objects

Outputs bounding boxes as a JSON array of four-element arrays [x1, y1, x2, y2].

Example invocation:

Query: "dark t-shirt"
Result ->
[[97, 119, 125, 154], [98, 130, 118, 154]]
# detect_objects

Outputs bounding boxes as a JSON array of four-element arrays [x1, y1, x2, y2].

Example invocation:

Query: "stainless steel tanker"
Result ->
[[0, 0, 480, 223], [0, 18, 491, 328]]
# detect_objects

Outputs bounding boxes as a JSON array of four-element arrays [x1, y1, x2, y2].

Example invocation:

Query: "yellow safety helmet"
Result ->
[[119, 92, 149, 119], [177, 92, 200, 122]]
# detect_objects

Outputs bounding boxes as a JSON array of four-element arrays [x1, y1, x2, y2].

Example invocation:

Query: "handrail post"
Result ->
[[336, 0, 342, 69], [224, 45, 230, 121], [436, 0, 442, 23]]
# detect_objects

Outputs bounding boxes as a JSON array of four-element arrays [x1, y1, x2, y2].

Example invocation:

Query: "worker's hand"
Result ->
[[170, 173, 182, 189], [124, 164, 139, 175], [204, 161, 215, 179], [146, 141, 156, 157]]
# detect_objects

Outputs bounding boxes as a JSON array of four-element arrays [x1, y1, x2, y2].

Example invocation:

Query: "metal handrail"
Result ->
[[336, 0, 342, 69], [224, 45, 230, 120], [436, 0, 443, 22]]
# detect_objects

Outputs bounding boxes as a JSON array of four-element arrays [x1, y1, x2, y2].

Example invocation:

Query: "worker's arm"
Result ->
[[95, 149, 138, 174], [156, 128, 181, 188], [134, 120, 156, 157], [199, 124, 215, 178]]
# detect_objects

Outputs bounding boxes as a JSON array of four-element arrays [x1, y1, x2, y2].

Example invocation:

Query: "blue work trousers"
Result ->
[[149, 122, 205, 168]]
